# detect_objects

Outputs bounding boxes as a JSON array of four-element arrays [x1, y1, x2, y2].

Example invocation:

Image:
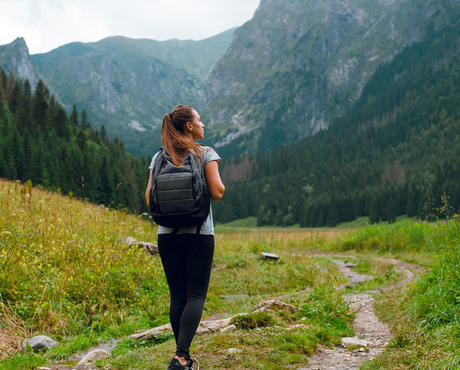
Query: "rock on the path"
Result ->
[[341, 337, 369, 348], [22, 335, 58, 352], [198, 315, 243, 334], [77, 349, 109, 365], [130, 323, 172, 340], [253, 299, 299, 313], [220, 324, 237, 333], [131, 314, 247, 340]]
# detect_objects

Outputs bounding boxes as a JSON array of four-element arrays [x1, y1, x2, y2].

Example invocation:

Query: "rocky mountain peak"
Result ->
[[10, 37, 29, 54], [205, 0, 459, 155], [0, 37, 39, 86]]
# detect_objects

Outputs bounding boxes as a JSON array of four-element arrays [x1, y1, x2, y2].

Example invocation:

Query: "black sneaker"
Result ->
[[167, 357, 191, 370]]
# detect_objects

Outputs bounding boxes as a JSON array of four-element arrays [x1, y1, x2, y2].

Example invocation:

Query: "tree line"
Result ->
[[0, 69, 150, 213], [214, 24, 460, 226]]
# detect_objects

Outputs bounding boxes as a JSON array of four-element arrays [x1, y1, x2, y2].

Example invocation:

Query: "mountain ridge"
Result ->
[[0, 29, 235, 157], [205, 0, 459, 155]]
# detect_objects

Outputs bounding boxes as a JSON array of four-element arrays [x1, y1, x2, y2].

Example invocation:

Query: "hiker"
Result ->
[[145, 105, 225, 370]]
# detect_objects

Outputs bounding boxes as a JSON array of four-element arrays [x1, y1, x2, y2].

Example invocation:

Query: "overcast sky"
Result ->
[[0, 0, 261, 54]]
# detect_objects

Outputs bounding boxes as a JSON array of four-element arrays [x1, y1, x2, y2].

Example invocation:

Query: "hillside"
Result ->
[[205, 0, 460, 154], [214, 23, 460, 226], [0, 68, 149, 213], [0, 30, 235, 157]]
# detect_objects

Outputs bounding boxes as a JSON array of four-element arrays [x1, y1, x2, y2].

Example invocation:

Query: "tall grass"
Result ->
[[0, 179, 165, 339], [337, 217, 459, 253]]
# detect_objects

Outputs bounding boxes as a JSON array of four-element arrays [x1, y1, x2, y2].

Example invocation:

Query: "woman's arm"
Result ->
[[205, 160, 225, 202], [145, 170, 153, 206]]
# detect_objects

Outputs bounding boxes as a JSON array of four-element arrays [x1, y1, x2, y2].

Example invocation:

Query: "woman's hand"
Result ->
[[205, 161, 225, 201]]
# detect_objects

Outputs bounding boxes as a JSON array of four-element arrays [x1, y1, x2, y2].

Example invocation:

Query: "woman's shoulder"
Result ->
[[200, 145, 221, 164], [200, 145, 216, 151]]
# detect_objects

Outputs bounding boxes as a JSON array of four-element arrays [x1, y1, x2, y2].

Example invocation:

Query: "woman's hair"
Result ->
[[161, 105, 202, 166]]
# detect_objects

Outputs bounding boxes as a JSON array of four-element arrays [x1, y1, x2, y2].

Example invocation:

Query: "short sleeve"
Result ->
[[148, 152, 160, 170], [202, 146, 221, 165]]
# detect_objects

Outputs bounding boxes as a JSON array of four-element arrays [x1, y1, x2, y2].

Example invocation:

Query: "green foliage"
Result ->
[[411, 240, 459, 330], [231, 311, 276, 329], [299, 286, 354, 342], [0, 353, 46, 370]]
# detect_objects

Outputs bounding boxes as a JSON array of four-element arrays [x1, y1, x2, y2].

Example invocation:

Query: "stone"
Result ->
[[130, 323, 172, 340], [117, 236, 158, 255], [22, 335, 58, 352], [261, 252, 279, 260], [252, 299, 299, 313], [227, 348, 242, 355], [220, 324, 237, 333], [341, 336, 369, 348], [77, 349, 109, 365], [131, 314, 247, 340], [117, 236, 137, 246], [136, 241, 159, 255], [287, 324, 309, 330]]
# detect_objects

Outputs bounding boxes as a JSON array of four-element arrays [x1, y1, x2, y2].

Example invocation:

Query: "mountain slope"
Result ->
[[205, 0, 460, 155], [213, 23, 460, 225]]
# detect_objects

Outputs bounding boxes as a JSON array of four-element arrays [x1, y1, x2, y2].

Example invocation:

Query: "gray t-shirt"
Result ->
[[149, 146, 221, 235]]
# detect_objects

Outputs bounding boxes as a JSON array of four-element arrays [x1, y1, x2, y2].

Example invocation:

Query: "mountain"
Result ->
[[0, 37, 40, 86], [213, 22, 460, 226], [0, 29, 235, 157], [205, 0, 460, 155]]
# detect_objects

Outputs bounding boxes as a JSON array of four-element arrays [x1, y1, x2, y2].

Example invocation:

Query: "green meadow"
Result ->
[[0, 179, 458, 369]]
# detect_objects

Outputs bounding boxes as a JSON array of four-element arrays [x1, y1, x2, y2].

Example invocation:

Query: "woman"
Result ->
[[145, 105, 225, 370]]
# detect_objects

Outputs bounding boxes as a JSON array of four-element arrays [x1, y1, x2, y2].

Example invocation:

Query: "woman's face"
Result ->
[[188, 110, 205, 140]]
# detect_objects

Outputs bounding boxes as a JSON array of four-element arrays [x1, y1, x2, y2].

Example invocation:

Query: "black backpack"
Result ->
[[149, 148, 210, 233]]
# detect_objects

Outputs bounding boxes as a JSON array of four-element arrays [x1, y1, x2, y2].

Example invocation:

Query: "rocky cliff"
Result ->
[[0, 37, 40, 86], [205, 0, 459, 154]]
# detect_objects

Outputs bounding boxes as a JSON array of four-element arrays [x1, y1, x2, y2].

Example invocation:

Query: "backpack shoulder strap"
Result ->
[[152, 148, 165, 178]]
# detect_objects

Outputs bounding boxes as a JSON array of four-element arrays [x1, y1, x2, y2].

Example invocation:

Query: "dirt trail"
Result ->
[[302, 254, 421, 370]]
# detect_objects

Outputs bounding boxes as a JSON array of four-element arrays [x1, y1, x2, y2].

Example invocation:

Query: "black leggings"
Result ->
[[158, 234, 214, 359]]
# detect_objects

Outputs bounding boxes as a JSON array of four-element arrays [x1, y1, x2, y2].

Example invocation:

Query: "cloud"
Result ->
[[0, 0, 260, 53]]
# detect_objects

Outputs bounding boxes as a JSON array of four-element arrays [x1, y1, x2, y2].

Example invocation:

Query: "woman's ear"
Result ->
[[185, 121, 193, 132]]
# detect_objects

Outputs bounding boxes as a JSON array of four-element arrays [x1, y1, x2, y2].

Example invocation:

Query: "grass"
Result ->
[[218, 216, 258, 228], [1, 178, 458, 369], [0, 179, 352, 368]]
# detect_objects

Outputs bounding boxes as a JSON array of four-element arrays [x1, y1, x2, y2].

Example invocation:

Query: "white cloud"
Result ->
[[0, 0, 260, 54]]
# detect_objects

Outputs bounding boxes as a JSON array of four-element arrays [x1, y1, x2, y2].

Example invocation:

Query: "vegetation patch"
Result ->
[[231, 311, 276, 329]]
